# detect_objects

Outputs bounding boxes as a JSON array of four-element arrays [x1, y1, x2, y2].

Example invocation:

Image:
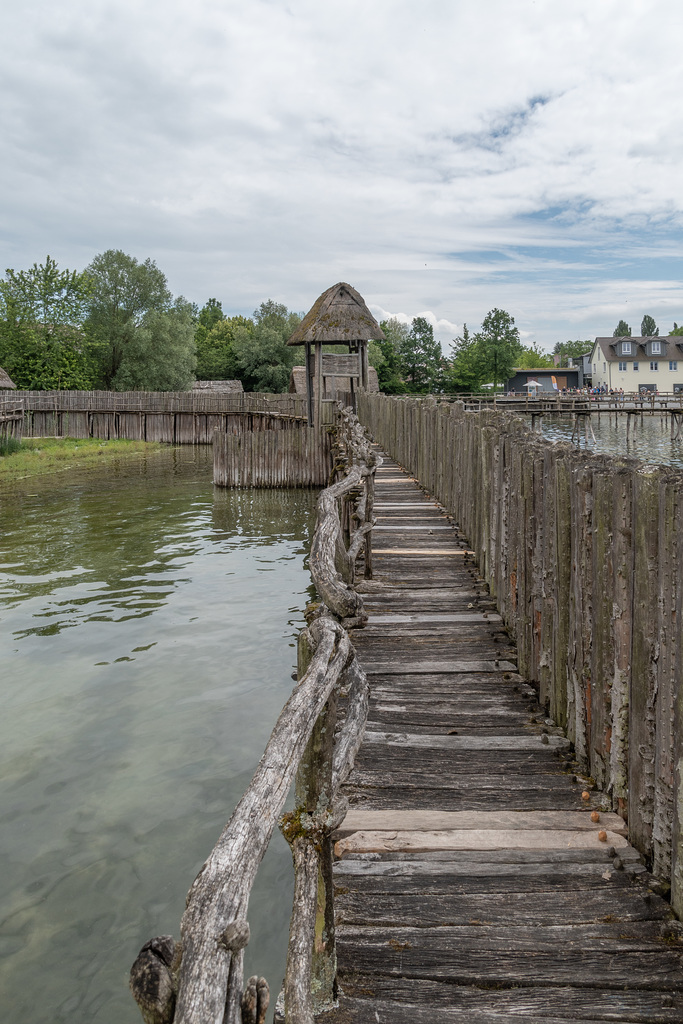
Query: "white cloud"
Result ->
[[1, 0, 682, 351]]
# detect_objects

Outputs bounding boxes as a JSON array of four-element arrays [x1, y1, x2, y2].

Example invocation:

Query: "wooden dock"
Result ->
[[325, 450, 682, 1023]]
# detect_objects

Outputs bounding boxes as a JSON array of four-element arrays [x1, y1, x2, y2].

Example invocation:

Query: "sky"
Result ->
[[1, 0, 682, 352]]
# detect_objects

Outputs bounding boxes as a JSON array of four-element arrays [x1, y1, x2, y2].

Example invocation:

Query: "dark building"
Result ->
[[505, 368, 581, 394]]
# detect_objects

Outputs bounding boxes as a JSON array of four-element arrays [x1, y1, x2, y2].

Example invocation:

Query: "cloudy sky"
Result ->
[[2, 0, 682, 350]]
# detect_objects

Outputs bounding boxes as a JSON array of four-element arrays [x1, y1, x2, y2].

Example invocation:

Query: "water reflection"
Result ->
[[543, 410, 683, 468], [0, 447, 318, 1023]]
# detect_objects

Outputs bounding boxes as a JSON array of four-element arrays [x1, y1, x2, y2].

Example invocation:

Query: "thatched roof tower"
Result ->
[[289, 283, 383, 426], [0, 367, 16, 389], [287, 283, 384, 346]]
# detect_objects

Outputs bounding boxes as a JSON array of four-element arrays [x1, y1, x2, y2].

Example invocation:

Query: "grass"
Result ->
[[0, 436, 165, 485]]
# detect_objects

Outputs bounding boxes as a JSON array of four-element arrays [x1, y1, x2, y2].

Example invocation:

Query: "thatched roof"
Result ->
[[0, 366, 16, 389], [289, 365, 379, 395], [192, 379, 244, 393], [287, 283, 385, 346]]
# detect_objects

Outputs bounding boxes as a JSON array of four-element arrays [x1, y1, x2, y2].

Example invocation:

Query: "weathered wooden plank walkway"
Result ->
[[325, 450, 683, 1023]]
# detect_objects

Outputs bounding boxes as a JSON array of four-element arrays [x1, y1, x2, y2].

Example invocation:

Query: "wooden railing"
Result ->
[[130, 406, 379, 1024]]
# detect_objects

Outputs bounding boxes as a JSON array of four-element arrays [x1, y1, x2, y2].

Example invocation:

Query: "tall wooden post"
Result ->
[[360, 340, 369, 391], [305, 343, 314, 427], [315, 342, 323, 432]]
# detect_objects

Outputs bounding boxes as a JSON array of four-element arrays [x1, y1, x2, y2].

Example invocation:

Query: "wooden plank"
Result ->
[[367, 612, 502, 623], [338, 809, 627, 835], [364, 660, 517, 674], [335, 888, 670, 926], [336, 920, 678, 950], [334, 829, 629, 857], [334, 939, 683, 989], [325, 980, 683, 1023], [344, 787, 599, 811], [360, 732, 570, 751]]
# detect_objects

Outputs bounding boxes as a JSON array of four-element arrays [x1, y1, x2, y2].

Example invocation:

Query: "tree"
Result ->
[[85, 250, 172, 387], [475, 308, 522, 390], [640, 314, 658, 337], [377, 318, 408, 393], [516, 344, 554, 369], [231, 301, 302, 392], [110, 299, 196, 391], [613, 320, 631, 337], [194, 299, 225, 349], [552, 340, 592, 364], [400, 316, 443, 393], [196, 315, 253, 380], [0, 256, 97, 389], [444, 324, 483, 393], [671, 323, 683, 336]]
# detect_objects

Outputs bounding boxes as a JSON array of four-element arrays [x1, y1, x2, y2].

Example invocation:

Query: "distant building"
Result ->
[[589, 337, 683, 393], [192, 380, 244, 393], [505, 368, 581, 394], [566, 353, 592, 383]]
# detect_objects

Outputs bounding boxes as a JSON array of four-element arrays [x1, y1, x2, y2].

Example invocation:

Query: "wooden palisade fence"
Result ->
[[213, 428, 333, 488], [130, 406, 379, 1024], [0, 394, 24, 443], [18, 390, 308, 443], [358, 392, 683, 914]]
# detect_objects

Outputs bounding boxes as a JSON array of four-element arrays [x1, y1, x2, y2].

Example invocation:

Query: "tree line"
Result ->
[[5, 252, 678, 394], [0, 252, 313, 393], [612, 315, 683, 338]]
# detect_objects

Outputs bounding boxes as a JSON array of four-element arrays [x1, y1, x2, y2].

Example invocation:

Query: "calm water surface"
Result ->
[[0, 446, 318, 1023], [543, 410, 683, 468]]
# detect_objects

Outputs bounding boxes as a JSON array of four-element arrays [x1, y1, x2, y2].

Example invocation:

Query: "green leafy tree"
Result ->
[[475, 308, 522, 390], [516, 344, 554, 369], [196, 315, 253, 380], [231, 301, 301, 392], [552, 340, 592, 364], [111, 299, 196, 391], [0, 256, 97, 389], [671, 322, 683, 336], [640, 314, 658, 337], [194, 299, 225, 349], [85, 250, 173, 387], [613, 320, 631, 337], [444, 324, 483, 393], [400, 316, 443, 393], [377, 318, 408, 393]]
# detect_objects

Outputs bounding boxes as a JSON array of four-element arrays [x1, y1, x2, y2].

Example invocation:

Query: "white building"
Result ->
[[589, 336, 683, 393]]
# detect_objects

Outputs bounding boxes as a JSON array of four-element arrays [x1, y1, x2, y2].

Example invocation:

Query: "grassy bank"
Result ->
[[0, 437, 166, 486]]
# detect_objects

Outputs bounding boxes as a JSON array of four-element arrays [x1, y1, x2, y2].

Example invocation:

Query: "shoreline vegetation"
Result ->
[[0, 437, 165, 487]]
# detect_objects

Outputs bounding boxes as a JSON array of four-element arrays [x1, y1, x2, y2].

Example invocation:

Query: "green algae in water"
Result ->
[[0, 446, 318, 1023]]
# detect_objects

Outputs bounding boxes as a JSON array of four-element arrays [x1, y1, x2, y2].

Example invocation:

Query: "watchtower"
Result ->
[[287, 282, 384, 427]]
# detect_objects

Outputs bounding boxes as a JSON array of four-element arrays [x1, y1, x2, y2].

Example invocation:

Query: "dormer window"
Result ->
[[621, 341, 632, 355], [651, 341, 661, 354]]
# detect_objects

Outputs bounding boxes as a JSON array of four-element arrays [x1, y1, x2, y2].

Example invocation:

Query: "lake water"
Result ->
[[542, 410, 683, 469], [0, 446, 318, 1024]]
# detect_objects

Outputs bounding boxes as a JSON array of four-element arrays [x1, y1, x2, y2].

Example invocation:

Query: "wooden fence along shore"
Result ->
[[213, 428, 334, 488], [130, 407, 378, 1024], [0, 394, 24, 442], [357, 392, 683, 914], [17, 390, 308, 443]]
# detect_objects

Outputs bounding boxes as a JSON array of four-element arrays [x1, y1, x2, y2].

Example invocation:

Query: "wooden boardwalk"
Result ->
[[325, 451, 683, 1023]]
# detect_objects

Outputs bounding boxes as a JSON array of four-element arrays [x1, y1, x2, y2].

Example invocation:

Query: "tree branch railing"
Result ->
[[130, 405, 379, 1024]]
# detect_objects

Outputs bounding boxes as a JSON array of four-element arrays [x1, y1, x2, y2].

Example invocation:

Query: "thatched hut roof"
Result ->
[[289, 365, 379, 395], [287, 283, 385, 346], [0, 367, 16, 389], [192, 379, 244, 393]]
